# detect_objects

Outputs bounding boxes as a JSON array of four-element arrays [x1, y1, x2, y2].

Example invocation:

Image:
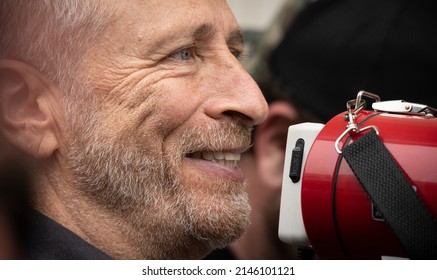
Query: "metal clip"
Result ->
[[335, 91, 380, 154], [355, 90, 381, 110], [335, 125, 379, 154]]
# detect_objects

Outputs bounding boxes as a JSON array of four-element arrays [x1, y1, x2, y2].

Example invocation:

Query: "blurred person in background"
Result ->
[[265, 0, 437, 121]]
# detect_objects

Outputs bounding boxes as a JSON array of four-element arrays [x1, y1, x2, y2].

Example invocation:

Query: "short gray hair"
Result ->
[[0, 0, 114, 92]]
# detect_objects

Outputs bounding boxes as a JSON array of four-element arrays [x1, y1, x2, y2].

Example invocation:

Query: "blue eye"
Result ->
[[171, 48, 193, 61]]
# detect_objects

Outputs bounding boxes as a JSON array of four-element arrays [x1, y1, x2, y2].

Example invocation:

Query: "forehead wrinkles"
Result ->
[[109, 0, 240, 42]]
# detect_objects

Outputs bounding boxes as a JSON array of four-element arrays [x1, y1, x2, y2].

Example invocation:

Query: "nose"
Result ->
[[204, 55, 268, 128]]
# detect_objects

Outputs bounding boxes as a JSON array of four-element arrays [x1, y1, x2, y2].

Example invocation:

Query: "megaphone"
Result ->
[[279, 91, 437, 259]]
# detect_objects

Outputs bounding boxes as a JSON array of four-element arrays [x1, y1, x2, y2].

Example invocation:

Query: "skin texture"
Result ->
[[0, 0, 268, 259]]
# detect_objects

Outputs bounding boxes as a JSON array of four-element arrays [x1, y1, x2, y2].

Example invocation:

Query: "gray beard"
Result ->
[[62, 97, 251, 259]]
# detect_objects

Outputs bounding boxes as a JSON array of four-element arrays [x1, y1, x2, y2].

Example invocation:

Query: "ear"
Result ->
[[0, 59, 60, 159], [254, 101, 298, 191]]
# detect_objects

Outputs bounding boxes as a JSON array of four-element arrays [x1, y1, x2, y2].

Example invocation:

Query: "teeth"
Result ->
[[202, 152, 214, 161], [192, 152, 202, 159], [224, 152, 241, 161], [191, 151, 242, 167], [214, 152, 225, 160]]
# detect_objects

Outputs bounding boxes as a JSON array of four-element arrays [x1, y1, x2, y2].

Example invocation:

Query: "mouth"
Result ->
[[187, 151, 242, 168]]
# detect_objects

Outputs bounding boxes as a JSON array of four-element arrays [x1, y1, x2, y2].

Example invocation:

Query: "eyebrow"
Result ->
[[193, 23, 244, 46], [227, 28, 244, 46], [193, 23, 216, 41], [148, 23, 244, 52]]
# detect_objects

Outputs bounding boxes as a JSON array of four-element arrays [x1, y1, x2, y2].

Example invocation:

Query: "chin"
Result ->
[[178, 175, 251, 248]]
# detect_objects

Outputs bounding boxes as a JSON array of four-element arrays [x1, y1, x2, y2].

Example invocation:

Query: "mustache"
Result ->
[[179, 121, 253, 155]]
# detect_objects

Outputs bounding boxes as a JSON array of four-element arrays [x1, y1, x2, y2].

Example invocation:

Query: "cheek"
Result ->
[[152, 81, 204, 131], [93, 75, 205, 158]]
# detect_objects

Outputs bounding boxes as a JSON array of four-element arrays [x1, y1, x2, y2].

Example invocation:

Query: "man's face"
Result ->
[[63, 0, 267, 256]]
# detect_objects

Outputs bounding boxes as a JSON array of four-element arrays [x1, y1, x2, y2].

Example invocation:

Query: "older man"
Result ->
[[0, 0, 268, 259]]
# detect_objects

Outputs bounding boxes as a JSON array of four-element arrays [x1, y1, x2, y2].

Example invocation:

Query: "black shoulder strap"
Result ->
[[342, 130, 437, 259]]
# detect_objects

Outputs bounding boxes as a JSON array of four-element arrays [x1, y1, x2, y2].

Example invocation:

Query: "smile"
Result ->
[[188, 151, 242, 168]]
